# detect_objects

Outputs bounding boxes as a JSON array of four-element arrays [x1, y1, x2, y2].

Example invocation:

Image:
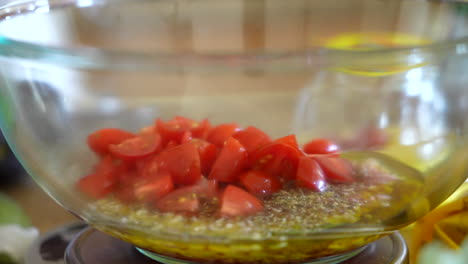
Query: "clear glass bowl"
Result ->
[[0, 0, 467, 263]]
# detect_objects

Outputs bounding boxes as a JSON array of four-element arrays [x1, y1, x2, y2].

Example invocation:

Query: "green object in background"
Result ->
[[0, 193, 38, 264], [0, 193, 30, 227], [0, 88, 13, 130], [456, 2, 468, 14], [0, 254, 15, 264]]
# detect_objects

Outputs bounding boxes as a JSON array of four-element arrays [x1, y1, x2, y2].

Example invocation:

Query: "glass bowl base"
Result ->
[[136, 246, 366, 264], [25, 223, 407, 264]]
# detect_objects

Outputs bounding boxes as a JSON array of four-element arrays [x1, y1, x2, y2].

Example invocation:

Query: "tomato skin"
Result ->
[[206, 123, 241, 147], [232, 126, 272, 154], [181, 131, 193, 144], [251, 142, 302, 181], [311, 156, 354, 183], [115, 185, 138, 204], [155, 187, 200, 214], [220, 185, 264, 217], [116, 171, 174, 204], [296, 157, 327, 191], [78, 174, 114, 199], [156, 117, 210, 144], [134, 172, 174, 202], [156, 118, 186, 144], [274, 135, 300, 149], [178, 177, 219, 200], [109, 134, 162, 161], [138, 156, 160, 179], [87, 128, 135, 154], [209, 137, 247, 183], [240, 170, 281, 197], [78, 156, 118, 198], [192, 139, 218, 176], [193, 119, 212, 139], [303, 138, 340, 155], [139, 125, 157, 136], [115, 162, 138, 184], [158, 142, 202, 185], [165, 140, 178, 149]]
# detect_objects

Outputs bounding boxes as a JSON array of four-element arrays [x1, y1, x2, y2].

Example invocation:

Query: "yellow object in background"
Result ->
[[410, 182, 468, 263], [324, 32, 431, 76], [325, 32, 430, 50]]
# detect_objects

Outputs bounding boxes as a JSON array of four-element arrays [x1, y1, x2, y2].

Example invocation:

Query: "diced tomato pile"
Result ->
[[78, 116, 355, 217]]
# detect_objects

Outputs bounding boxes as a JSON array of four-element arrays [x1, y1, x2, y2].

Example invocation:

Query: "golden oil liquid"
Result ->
[[377, 134, 468, 219]]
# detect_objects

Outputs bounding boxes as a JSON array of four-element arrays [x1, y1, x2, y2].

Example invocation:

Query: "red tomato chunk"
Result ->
[[220, 185, 264, 217], [240, 170, 281, 197], [303, 138, 339, 155], [87, 128, 135, 155], [296, 157, 327, 192], [207, 123, 240, 147], [79, 116, 359, 217], [209, 137, 247, 183], [109, 134, 161, 161]]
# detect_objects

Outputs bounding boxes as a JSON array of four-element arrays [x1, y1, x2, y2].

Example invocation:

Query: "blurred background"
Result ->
[[0, 129, 75, 231]]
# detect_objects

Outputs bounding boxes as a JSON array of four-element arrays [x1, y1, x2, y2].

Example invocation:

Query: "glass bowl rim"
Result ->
[[0, 0, 467, 70]]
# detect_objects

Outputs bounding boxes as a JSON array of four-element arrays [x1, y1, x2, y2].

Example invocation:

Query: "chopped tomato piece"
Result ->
[[87, 128, 135, 154], [115, 163, 141, 203], [181, 131, 193, 144], [303, 138, 340, 155], [165, 140, 178, 149], [109, 134, 161, 161], [274, 135, 299, 149], [170, 177, 219, 200], [78, 173, 114, 199], [116, 171, 174, 204], [82, 117, 362, 216], [220, 185, 264, 217], [192, 139, 218, 176], [193, 119, 212, 139], [296, 157, 327, 191], [78, 156, 118, 198], [156, 117, 188, 144], [138, 155, 160, 179], [232, 126, 271, 154], [240, 170, 281, 197], [114, 185, 137, 204], [312, 156, 354, 183], [206, 123, 241, 147], [158, 142, 201, 185], [155, 187, 200, 213], [115, 162, 137, 183], [251, 141, 302, 181], [134, 172, 174, 202], [139, 125, 157, 136], [156, 116, 209, 144], [209, 137, 247, 183]]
